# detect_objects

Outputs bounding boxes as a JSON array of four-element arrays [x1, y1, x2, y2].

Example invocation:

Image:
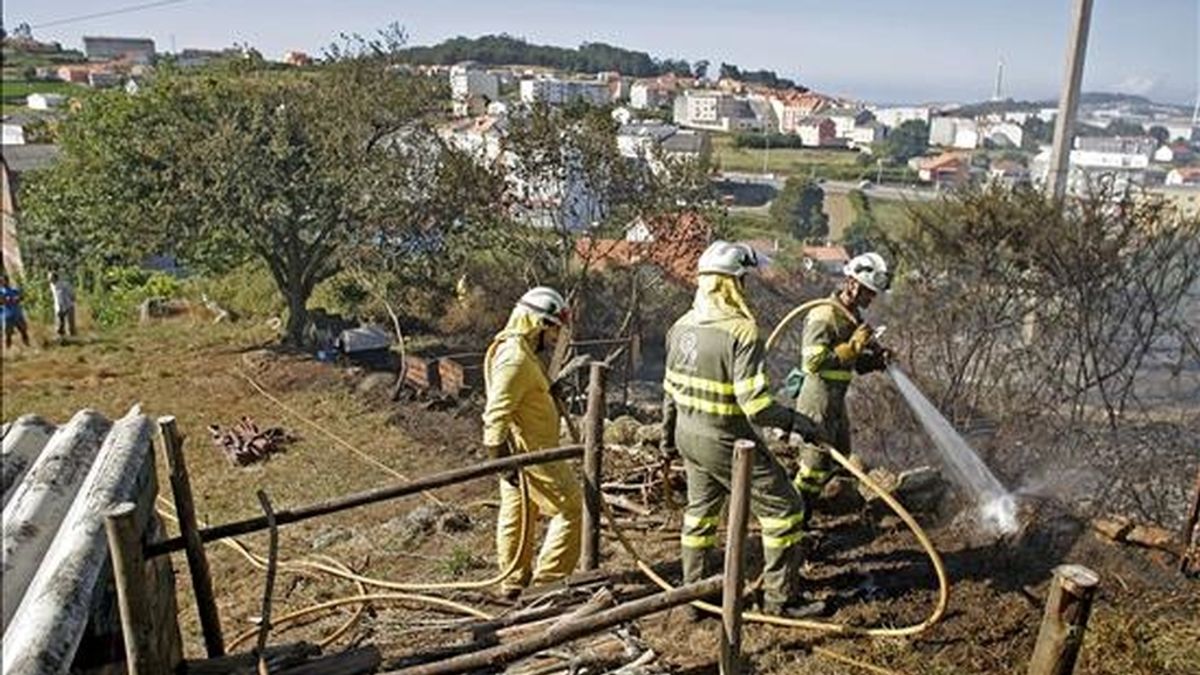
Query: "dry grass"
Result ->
[[2, 317, 502, 658], [4, 318, 1198, 673]]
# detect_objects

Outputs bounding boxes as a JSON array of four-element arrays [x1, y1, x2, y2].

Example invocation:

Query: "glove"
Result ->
[[788, 412, 824, 446], [833, 324, 874, 364], [486, 442, 520, 486], [855, 344, 892, 374]]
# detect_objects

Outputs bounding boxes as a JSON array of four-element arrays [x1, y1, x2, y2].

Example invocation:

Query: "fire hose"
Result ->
[[196, 317, 948, 666], [576, 297, 948, 637]]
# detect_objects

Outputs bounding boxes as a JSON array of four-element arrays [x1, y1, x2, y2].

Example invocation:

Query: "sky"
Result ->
[[8, 0, 1199, 106]]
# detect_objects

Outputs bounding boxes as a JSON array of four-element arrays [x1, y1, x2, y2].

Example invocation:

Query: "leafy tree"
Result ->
[[770, 177, 828, 241], [717, 62, 799, 90], [392, 34, 690, 78], [1022, 116, 1053, 149], [692, 59, 710, 80], [1147, 125, 1170, 145], [875, 119, 929, 164], [23, 42, 498, 345], [1103, 119, 1145, 137], [841, 188, 878, 255]]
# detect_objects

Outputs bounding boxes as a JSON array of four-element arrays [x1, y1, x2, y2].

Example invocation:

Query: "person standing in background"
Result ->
[[48, 272, 76, 338], [1, 271, 31, 349]]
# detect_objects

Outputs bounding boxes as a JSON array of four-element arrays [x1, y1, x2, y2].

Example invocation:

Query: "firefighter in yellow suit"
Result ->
[[482, 287, 582, 599], [663, 242, 827, 620], [793, 252, 892, 502]]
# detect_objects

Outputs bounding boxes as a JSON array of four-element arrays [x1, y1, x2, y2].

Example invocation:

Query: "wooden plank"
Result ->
[[384, 576, 724, 675], [160, 416, 225, 657], [147, 444, 585, 557], [719, 440, 754, 675], [582, 363, 608, 570], [1028, 564, 1099, 675]]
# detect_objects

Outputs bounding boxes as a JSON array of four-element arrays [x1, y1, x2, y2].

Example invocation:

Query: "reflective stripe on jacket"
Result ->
[[800, 293, 861, 383], [662, 289, 796, 444]]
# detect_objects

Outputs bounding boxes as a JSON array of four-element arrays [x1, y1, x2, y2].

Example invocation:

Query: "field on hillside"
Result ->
[[712, 135, 862, 177], [3, 316, 1198, 674]]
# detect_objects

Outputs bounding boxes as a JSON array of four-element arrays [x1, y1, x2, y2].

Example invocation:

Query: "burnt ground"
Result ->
[[2, 321, 1197, 674]]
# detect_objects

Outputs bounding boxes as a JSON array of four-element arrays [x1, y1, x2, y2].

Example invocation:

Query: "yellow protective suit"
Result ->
[[482, 309, 582, 593]]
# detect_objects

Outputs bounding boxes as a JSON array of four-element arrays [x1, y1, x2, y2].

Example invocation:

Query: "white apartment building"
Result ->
[[872, 106, 931, 129], [519, 78, 610, 106], [450, 62, 500, 102], [630, 81, 671, 109], [673, 90, 768, 133]]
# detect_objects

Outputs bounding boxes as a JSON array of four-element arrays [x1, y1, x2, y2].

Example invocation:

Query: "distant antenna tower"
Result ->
[[170, 33, 177, 54], [1193, 90, 1199, 126], [993, 57, 1005, 101]]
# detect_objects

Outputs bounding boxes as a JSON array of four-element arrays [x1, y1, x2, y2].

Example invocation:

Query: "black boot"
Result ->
[[761, 596, 828, 619]]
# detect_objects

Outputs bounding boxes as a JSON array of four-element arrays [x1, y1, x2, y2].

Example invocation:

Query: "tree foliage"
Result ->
[[874, 119, 929, 164], [393, 34, 692, 77], [841, 188, 880, 255], [23, 53, 501, 345], [716, 63, 800, 90], [881, 182, 1200, 428], [770, 177, 828, 241]]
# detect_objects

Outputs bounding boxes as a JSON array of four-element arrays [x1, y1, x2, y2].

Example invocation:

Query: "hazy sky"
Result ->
[[8, 0, 1199, 105]]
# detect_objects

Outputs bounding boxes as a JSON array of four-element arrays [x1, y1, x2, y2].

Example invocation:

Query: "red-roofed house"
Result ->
[[801, 244, 850, 275], [575, 212, 712, 284], [1165, 167, 1200, 187], [915, 152, 971, 187]]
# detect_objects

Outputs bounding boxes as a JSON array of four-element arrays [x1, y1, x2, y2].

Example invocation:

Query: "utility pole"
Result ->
[[762, 124, 771, 176], [1046, 0, 1094, 201]]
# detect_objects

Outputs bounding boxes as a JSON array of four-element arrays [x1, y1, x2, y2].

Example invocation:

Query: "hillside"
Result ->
[[395, 34, 692, 77], [394, 33, 801, 89]]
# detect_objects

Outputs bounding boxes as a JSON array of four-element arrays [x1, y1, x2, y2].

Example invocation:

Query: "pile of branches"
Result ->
[[209, 416, 296, 466]]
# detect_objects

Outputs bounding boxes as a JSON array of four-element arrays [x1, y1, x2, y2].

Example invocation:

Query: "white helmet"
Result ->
[[697, 241, 759, 278], [843, 252, 890, 292], [516, 286, 571, 325]]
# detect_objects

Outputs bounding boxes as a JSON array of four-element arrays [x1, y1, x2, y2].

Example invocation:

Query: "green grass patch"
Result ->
[[713, 134, 861, 177], [1, 79, 83, 104], [867, 197, 915, 232]]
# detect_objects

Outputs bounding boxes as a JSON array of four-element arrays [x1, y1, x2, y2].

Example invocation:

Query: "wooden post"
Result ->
[[159, 416, 225, 657], [720, 439, 755, 675], [255, 490, 279, 675], [384, 576, 724, 675], [582, 363, 607, 571], [1180, 464, 1200, 575], [1028, 564, 1100, 675], [105, 502, 171, 675]]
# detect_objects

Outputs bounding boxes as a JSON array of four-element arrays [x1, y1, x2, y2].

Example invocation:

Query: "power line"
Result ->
[[31, 0, 194, 30]]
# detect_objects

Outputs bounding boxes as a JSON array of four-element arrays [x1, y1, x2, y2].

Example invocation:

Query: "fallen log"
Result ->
[[383, 576, 723, 675], [2, 410, 110, 630], [498, 588, 617, 641], [603, 493, 653, 517]]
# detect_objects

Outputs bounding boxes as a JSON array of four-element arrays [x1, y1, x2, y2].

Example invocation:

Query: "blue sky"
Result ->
[[8, 0, 1198, 105]]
